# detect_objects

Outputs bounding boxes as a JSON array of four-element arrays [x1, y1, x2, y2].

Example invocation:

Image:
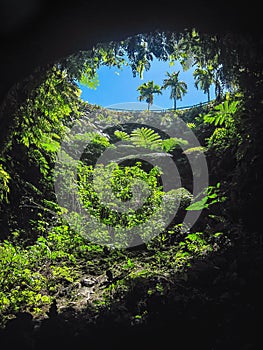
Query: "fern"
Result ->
[[115, 128, 188, 153], [114, 130, 130, 140], [130, 127, 163, 150]]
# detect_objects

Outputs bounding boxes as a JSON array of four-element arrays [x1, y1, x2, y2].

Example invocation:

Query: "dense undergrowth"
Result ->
[[0, 95, 240, 325]]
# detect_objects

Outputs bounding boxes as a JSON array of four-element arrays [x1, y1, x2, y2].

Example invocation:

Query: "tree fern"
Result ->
[[114, 128, 188, 153], [114, 130, 130, 140], [130, 127, 163, 150]]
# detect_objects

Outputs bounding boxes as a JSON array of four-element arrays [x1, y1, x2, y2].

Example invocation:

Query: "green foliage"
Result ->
[[186, 122, 196, 129], [137, 81, 162, 110], [183, 146, 207, 155], [0, 240, 51, 318], [76, 161, 165, 246], [114, 127, 188, 152], [9, 66, 83, 180], [204, 99, 239, 127], [0, 220, 105, 322], [162, 71, 188, 109], [0, 65, 85, 238], [173, 187, 193, 207], [162, 137, 188, 152], [60, 43, 126, 82], [0, 29, 249, 328], [207, 127, 236, 154], [18, 68, 81, 154], [186, 182, 226, 211], [0, 163, 10, 202], [130, 127, 163, 150], [201, 95, 242, 155], [184, 232, 212, 255], [193, 67, 213, 101], [123, 258, 135, 270], [114, 130, 130, 140], [79, 72, 99, 89]]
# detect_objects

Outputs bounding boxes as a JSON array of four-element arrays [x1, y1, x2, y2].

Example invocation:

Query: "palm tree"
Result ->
[[137, 81, 162, 110], [193, 67, 213, 102], [213, 68, 223, 101], [162, 71, 188, 110]]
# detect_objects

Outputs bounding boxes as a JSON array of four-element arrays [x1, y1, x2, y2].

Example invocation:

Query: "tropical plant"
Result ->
[[185, 182, 226, 211], [0, 163, 10, 203], [193, 67, 213, 102], [137, 81, 162, 110], [0, 28, 258, 329], [130, 127, 163, 150], [114, 127, 188, 152], [76, 161, 165, 246], [162, 71, 188, 110], [203, 98, 240, 127], [202, 97, 242, 155]]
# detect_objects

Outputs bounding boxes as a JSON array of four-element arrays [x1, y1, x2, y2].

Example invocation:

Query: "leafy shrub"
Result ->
[[207, 127, 235, 154], [186, 182, 226, 211], [203, 99, 239, 127], [202, 96, 242, 154], [77, 161, 166, 246], [0, 223, 95, 322], [0, 240, 51, 319], [0, 164, 10, 203]]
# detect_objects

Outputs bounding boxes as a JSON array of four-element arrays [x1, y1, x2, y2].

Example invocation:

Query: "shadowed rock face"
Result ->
[[0, 1, 260, 106]]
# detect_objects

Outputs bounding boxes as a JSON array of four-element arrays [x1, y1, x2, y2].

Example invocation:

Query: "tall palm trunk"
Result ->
[[173, 97, 177, 110]]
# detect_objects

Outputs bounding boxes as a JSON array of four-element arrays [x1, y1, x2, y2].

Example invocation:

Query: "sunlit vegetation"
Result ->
[[0, 27, 262, 349]]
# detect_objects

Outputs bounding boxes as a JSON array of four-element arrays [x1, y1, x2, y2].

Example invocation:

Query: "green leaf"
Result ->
[[162, 137, 188, 152], [185, 197, 208, 211], [41, 140, 60, 153], [80, 72, 99, 89]]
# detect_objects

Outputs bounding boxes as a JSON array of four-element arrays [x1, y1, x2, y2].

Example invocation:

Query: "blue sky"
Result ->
[[78, 58, 215, 110]]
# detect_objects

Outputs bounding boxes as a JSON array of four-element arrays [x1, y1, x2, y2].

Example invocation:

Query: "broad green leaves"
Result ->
[[186, 182, 226, 211], [204, 99, 240, 127]]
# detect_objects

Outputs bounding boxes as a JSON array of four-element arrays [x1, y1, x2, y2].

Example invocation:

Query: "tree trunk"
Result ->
[[173, 98, 177, 110]]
